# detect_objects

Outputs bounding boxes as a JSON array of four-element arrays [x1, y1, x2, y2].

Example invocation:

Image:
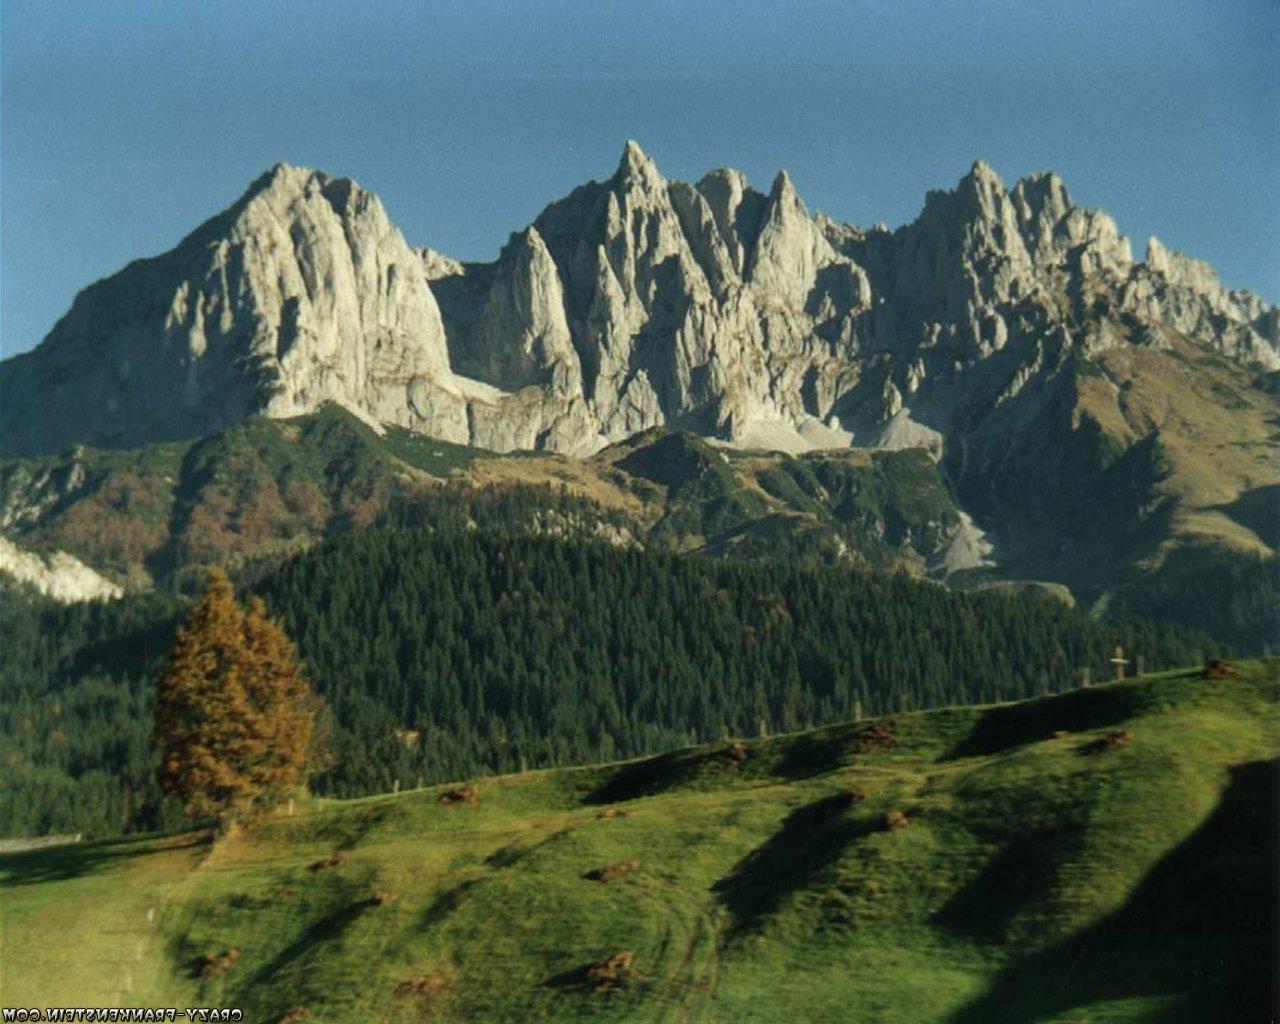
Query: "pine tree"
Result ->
[[153, 571, 318, 825]]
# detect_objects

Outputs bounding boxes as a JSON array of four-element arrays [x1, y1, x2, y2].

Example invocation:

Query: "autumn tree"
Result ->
[[153, 570, 318, 826]]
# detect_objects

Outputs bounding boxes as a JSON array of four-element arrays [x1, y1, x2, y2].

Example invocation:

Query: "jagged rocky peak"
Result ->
[[613, 138, 667, 194], [1013, 172, 1131, 275], [1146, 235, 1238, 296], [242, 160, 327, 208], [1, 143, 1276, 463], [692, 167, 767, 276], [0, 159, 467, 455], [905, 160, 1131, 278], [459, 225, 581, 394], [1120, 235, 1279, 367], [748, 171, 817, 286], [1011, 170, 1072, 222], [956, 159, 1008, 212], [839, 158, 1142, 334], [909, 158, 1015, 236], [1140, 236, 1277, 337], [748, 170, 870, 312], [419, 246, 465, 281]]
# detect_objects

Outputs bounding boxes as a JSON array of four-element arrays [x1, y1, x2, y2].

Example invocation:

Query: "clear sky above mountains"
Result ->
[[1, 0, 1276, 358]]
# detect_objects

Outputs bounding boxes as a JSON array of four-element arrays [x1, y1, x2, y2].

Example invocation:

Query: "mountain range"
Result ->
[[1, 143, 1276, 643], [3, 141, 1276, 456]]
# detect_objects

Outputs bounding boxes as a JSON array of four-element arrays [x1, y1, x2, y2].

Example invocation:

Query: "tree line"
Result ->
[[1, 527, 1220, 837]]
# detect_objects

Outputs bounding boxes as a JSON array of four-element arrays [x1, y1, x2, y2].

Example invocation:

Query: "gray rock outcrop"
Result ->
[[0, 535, 122, 603]]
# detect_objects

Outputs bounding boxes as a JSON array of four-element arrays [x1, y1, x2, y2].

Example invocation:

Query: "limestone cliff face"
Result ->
[[0, 165, 469, 453], [439, 143, 874, 452], [2, 145, 1276, 461], [1119, 237, 1279, 367]]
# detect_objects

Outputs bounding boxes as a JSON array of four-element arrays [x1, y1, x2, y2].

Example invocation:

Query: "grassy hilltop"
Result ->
[[2, 665, 1277, 1023]]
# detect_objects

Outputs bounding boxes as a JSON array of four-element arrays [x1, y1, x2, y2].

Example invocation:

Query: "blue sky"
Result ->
[[2, 0, 1276, 357]]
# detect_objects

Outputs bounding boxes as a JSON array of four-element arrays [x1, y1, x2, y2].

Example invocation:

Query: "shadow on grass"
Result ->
[[945, 685, 1151, 760], [950, 759, 1279, 1024], [300, 804, 393, 851], [587, 723, 896, 805], [484, 826, 576, 870], [240, 889, 370, 990], [713, 792, 878, 936], [417, 879, 480, 931], [1211, 484, 1279, 553], [770, 730, 863, 782], [543, 964, 598, 990], [585, 749, 716, 805], [935, 829, 1082, 943], [0, 831, 210, 888], [543, 951, 639, 993], [483, 842, 527, 869]]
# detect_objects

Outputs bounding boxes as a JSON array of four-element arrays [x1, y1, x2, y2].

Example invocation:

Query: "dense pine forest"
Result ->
[[0, 589, 188, 838], [0, 527, 1221, 838]]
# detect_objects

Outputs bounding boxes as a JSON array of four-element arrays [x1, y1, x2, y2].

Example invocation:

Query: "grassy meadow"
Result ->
[[2, 664, 1276, 1023]]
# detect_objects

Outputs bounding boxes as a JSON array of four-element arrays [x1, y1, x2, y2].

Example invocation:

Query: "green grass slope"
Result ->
[[3, 665, 1277, 1023]]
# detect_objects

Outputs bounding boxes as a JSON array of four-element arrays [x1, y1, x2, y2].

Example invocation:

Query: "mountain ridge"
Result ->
[[3, 142, 1274, 461]]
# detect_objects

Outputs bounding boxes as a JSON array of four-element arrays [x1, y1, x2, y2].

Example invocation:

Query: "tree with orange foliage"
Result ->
[[153, 570, 319, 826]]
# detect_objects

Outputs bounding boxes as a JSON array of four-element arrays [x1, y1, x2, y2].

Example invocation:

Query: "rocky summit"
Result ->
[[2, 142, 1274, 462]]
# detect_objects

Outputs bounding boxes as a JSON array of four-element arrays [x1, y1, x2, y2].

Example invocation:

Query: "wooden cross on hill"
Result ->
[[1111, 646, 1128, 682]]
